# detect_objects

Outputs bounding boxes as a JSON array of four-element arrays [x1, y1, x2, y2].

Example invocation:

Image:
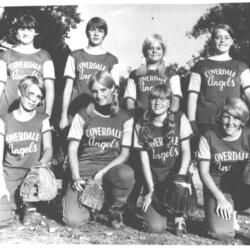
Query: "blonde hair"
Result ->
[[88, 71, 119, 115], [217, 97, 249, 126]]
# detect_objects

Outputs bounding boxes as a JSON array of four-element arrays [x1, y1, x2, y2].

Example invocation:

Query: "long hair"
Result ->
[[139, 84, 176, 150], [136, 34, 167, 78], [216, 97, 249, 127], [88, 71, 119, 115]]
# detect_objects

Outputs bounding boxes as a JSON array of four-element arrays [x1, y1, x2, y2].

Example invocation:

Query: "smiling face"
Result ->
[[91, 81, 113, 106], [20, 84, 43, 112], [16, 27, 37, 45], [146, 40, 164, 64], [150, 95, 170, 116], [220, 111, 242, 137], [213, 28, 233, 55]]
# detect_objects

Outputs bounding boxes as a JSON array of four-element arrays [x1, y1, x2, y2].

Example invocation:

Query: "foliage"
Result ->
[[188, 3, 250, 66]]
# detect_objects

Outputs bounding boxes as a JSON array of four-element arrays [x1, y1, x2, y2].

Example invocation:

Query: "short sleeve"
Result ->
[[170, 75, 182, 98], [132, 124, 143, 150], [197, 136, 211, 161], [188, 72, 201, 93], [42, 117, 53, 133], [0, 118, 5, 136], [123, 78, 136, 100], [180, 113, 193, 141], [240, 68, 250, 91], [64, 55, 76, 79], [121, 117, 133, 147], [43, 60, 55, 80], [67, 113, 85, 141]]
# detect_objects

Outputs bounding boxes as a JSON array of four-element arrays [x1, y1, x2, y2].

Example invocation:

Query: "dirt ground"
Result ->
[[0, 173, 250, 245]]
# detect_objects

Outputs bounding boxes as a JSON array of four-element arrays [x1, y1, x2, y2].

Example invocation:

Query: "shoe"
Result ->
[[109, 206, 124, 229], [174, 217, 187, 236], [123, 208, 142, 229], [22, 207, 42, 226]]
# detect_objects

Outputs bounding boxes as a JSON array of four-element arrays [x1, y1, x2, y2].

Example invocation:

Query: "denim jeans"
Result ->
[[63, 163, 135, 227]]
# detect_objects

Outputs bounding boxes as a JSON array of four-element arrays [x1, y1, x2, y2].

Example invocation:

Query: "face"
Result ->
[[16, 27, 37, 45], [21, 84, 43, 111], [213, 28, 233, 54], [146, 40, 164, 64], [220, 112, 242, 137], [150, 95, 170, 116], [87, 26, 105, 46], [91, 81, 113, 106]]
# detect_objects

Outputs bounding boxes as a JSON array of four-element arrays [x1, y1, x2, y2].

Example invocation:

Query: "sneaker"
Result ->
[[22, 207, 42, 226], [174, 217, 187, 236], [109, 206, 124, 229]]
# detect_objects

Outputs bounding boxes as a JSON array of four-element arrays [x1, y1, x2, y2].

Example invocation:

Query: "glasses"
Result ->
[[24, 92, 43, 102]]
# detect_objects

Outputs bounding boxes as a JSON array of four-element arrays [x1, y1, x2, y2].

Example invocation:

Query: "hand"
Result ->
[[72, 179, 85, 192], [0, 185, 10, 201], [59, 116, 68, 130], [216, 197, 233, 220], [142, 191, 153, 212]]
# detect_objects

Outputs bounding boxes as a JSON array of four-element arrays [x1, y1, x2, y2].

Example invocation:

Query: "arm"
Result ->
[[0, 82, 4, 100], [59, 78, 74, 129], [170, 75, 182, 112], [126, 98, 135, 111], [140, 150, 154, 212], [68, 140, 85, 191], [44, 79, 54, 116], [199, 161, 232, 220], [40, 131, 53, 164], [0, 133, 9, 200], [111, 64, 120, 87], [124, 78, 136, 111], [94, 147, 130, 179], [240, 68, 250, 107], [178, 138, 191, 175]]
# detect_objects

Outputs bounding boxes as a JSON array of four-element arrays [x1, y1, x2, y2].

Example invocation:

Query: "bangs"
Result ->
[[16, 15, 37, 30], [150, 84, 171, 100], [90, 22, 105, 30]]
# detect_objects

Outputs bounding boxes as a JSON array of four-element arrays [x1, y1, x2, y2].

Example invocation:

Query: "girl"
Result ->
[[187, 23, 250, 135], [124, 33, 182, 117], [123, 34, 183, 221], [0, 76, 53, 228], [197, 97, 250, 240], [134, 84, 192, 235], [59, 16, 119, 130], [0, 14, 55, 116], [63, 71, 135, 229]]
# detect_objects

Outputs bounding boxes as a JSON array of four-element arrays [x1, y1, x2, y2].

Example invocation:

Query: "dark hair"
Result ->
[[15, 14, 39, 32], [86, 17, 108, 38], [211, 23, 234, 40], [88, 71, 118, 115], [217, 97, 249, 127], [139, 84, 176, 150], [19, 75, 45, 100]]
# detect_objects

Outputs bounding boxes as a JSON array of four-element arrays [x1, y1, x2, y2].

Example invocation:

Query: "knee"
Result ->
[[143, 220, 166, 234], [115, 164, 135, 185]]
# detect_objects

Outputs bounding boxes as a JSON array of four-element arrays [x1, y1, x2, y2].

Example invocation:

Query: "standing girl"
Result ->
[[197, 97, 250, 240], [134, 84, 192, 235], [0, 76, 53, 228], [187, 23, 250, 135], [0, 14, 55, 116], [63, 71, 135, 229], [59, 17, 119, 130]]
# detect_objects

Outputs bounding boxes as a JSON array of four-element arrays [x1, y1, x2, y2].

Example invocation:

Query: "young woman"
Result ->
[[63, 71, 135, 229], [0, 76, 53, 228], [133, 84, 192, 235], [187, 23, 250, 135], [59, 17, 119, 130], [0, 14, 55, 116], [123, 34, 183, 221], [124, 33, 182, 117], [197, 97, 250, 240]]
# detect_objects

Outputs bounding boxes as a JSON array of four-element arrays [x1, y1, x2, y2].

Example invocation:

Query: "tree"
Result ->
[[0, 6, 82, 122], [188, 3, 250, 67]]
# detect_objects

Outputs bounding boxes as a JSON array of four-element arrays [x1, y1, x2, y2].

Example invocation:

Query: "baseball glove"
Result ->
[[160, 174, 197, 216], [78, 178, 105, 211], [20, 162, 58, 202]]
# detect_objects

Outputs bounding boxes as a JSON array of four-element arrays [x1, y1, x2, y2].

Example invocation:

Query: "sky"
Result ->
[[66, 4, 216, 74]]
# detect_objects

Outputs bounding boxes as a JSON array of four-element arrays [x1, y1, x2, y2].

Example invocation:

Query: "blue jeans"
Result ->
[[63, 163, 135, 227]]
